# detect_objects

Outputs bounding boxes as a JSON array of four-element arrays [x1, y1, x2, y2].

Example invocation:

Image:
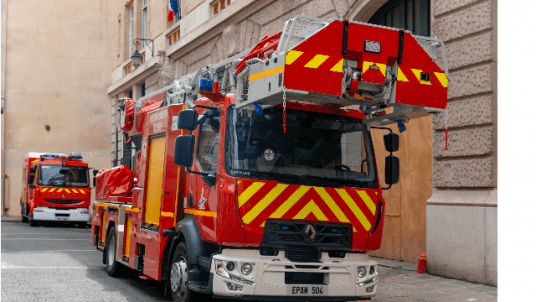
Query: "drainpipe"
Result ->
[[1, 0, 9, 216]]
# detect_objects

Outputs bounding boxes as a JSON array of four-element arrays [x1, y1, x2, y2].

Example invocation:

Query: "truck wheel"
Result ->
[[170, 242, 199, 302], [105, 226, 124, 277], [28, 215, 37, 227], [77, 222, 87, 229], [21, 203, 28, 223]]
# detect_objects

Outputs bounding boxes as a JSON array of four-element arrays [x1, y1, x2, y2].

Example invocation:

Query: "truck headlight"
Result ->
[[357, 266, 367, 278], [80, 209, 90, 214], [370, 265, 375, 275], [34, 209, 46, 213], [241, 263, 252, 275]]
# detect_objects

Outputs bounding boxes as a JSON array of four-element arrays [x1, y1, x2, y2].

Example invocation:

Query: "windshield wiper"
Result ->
[[254, 172, 301, 185]]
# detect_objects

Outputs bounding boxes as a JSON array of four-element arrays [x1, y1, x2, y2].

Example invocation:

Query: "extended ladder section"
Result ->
[[135, 15, 448, 126]]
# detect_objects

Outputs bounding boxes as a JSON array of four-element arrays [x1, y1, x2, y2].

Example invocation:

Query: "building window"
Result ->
[[168, 28, 180, 46], [129, 5, 134, 57], [141, 83, 146, 97], [142, 0, 147, 47], [212, 0, 231, 16], [368, 0, 430, 37]]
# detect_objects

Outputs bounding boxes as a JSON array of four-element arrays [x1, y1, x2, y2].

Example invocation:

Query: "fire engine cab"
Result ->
[[21, 152, 91, 227], [91, 15, 448, 301]]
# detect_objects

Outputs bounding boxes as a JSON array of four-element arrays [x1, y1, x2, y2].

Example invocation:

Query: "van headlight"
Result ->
[[357, 266, 367, 278]]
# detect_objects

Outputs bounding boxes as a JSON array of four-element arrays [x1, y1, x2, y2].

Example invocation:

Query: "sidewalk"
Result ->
[[371, 257, 497, 302], [1, 216, 22, 222]]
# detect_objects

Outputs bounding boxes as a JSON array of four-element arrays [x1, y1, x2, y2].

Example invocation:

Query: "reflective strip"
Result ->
[[48, 188, 56, 193], [56, 189, 63, 193], [268, 186, 310, 219], [161, 211, 174, 217], [285, 50, 303, 65], [41, 188, 48, 193], [397, 67, 409, 82], [242, 184, 288, 224], [125, 207, 139, 213], [434, 72, 449, 87], [304, 54, 329, 69], [363, 61, 386, 77], [72, 189, 79, 194], [335, 188, 371, 231], [293, 200, 328, 221], [238, 182, 266, 207], [184, 208, 217, 217], [64, 189, 71, 193], [249, 66, 284, 81], [356, 190, 376, 214], [79, 189, 86, 194], [330, 59, 344, 72], [314, 187, 356, 232]]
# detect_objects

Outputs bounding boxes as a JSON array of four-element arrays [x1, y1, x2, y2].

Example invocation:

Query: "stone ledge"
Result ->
[[432, 1, 492, 43], [432, 157, 495, 188], [448, 64, 493, 99], [427, 189, 497, 206], [432, 126, 493, 158], [432, 95, 493, 130]]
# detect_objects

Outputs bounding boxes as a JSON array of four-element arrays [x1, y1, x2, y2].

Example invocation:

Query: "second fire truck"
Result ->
[[91, 15, 448, 301]]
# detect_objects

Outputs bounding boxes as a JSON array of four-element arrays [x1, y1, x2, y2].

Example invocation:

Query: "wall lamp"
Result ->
[[131, 38, 154, 67]]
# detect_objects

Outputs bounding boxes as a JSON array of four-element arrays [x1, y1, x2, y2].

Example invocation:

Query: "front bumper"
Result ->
[[32, 207, 90, 222], [210, 249, 378, 300]]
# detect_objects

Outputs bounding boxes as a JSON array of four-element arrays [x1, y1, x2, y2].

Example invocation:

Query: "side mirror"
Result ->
[[385, 155, 400, 185], [28, 173, 35, 189], [178, 110, 199, 131], [174, 135, 196, 167], [383, 133, 399, 152], [92, 177, 96, 188], [30, 166, 36, 173], [92, 170, 99, 177]]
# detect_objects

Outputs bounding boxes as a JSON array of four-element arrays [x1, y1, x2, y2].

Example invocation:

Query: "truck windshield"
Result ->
[[224, 105, 377, 188], [37, 165, 89, 187]]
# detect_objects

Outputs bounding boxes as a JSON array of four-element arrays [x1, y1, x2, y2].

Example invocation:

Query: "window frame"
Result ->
[[196, 115, 221, 174], [368, 0, 430, 37]]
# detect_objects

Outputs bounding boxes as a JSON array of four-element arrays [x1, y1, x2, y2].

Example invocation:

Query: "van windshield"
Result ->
[[37, 165, 89, 187], [224, 105, 377, 188]]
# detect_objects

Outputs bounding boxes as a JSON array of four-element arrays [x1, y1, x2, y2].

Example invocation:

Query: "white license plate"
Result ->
[[287, 285, 328, 295], [56, 217, 69, 221]]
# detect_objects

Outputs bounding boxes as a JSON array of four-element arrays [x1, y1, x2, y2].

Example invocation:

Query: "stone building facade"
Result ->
[[93, 0, 497, 286], [1, 0, 115, 216]]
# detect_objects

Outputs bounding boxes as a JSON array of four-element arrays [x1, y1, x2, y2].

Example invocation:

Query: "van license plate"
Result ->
[[287, 285, 328, 295]]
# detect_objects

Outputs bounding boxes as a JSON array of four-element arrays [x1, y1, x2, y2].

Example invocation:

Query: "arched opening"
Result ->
[[368, 0, 430, 36]]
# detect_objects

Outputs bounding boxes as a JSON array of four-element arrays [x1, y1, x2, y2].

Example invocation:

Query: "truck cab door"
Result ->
[[189, 114, 221, 243]]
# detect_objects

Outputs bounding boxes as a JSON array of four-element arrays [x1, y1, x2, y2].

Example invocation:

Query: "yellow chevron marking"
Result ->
[[56, 189, 63, 193], [293, 200, 328, 221], [249, 66, 285, 81], [335, 188, 371, 231], [357, 190, 376, 214], [397, 67, 409, 82], [411, 69, 432, 85], [161, 211, 174, 217], [79, 189, 86, 194], [242, 184, 289, 224], [269, 186, 310, 219], [286, 50, 304, 65], [64, 189, 71, 193], [71, 189, 78, 193], [434, 72, 449, 87], [363, 61, 386, 77], [49, 188, 55, 193], [184, 208, 217, 217], [330, 59, 344, 72], [238, 182, 266, 207], [314, 187, 351, 224], [126, 207, 140, 213], [237, 181, 241, 185], [41, 188, 48, 193], [304, 54, 329, 69]]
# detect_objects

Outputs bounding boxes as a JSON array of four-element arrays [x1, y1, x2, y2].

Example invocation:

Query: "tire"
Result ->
[[28, 214, 37, 227], [169, 242, 200, 302], [21, 203, 28, 223], [77, 222, 87, 229], [105, 226, 125, 277]]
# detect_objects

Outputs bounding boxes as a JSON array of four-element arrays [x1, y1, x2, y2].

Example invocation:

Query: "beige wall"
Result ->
[[2, 0, 114, 216]]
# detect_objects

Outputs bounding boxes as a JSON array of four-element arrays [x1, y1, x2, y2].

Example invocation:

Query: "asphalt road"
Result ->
[[3, 220, 496, 302]]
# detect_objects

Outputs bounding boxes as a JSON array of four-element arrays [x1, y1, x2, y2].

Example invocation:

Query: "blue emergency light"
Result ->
[[69, 155, 83, 160], [199, 78, 213, 91]]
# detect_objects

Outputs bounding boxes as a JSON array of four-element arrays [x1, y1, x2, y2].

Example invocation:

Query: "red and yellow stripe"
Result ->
[[238, 181, 378, 232]]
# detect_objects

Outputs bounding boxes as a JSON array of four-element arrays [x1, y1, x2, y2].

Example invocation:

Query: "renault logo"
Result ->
[[61, 195, 66, 200], [304, 224, 316, 243]]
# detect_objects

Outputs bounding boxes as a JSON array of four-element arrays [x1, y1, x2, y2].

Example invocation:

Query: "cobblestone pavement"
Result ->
[[371, 257, 497, 302]]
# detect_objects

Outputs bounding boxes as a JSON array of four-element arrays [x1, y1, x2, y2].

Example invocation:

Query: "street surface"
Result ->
[[1, 220, 497, 302]]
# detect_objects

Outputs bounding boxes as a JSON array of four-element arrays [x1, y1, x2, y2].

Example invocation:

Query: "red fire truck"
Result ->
[[21, 152, 91, 227], [91, 15, 448, 301]]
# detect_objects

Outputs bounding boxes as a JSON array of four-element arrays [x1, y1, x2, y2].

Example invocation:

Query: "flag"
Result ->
[[168, 0, 179, 22]]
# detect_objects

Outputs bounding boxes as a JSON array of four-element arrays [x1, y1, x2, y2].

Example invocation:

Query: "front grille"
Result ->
[[286, 249, 321, 262], [261, 220, 352, 250], [44, 199, 83, 205]]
